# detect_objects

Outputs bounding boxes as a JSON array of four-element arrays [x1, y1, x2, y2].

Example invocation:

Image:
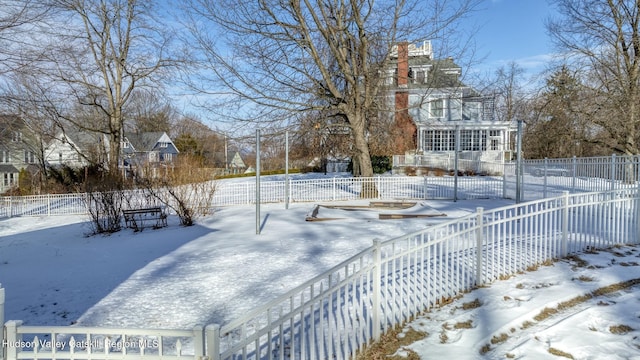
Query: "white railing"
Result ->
[[3, 320, 207, 360], [506, 154, 640, 201], [4, 154, 640, 219], [0, 176, 504, 218], [201, 189, 639, 359], [392, 154, 506, 176]]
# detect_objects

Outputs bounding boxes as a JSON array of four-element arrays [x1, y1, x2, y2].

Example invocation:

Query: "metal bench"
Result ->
[[123, 207, 167, 231]]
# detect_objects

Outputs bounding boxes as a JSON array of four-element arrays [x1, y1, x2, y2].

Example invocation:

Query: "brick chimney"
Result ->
[[397, 42, 409, 88], [394, 42, 417, 153]]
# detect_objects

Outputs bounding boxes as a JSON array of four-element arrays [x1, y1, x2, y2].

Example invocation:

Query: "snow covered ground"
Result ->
[[401, 246, 640, 359], [2, 175, 640, 359]]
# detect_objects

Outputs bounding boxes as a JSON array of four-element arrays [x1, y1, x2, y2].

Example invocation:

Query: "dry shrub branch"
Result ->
[[137, 157, 217, 226], [83, 175, 128, 235]]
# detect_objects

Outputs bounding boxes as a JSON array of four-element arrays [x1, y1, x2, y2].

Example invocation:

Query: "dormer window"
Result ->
[[159, 142, 168, 148], [12, 131, 22, 142]]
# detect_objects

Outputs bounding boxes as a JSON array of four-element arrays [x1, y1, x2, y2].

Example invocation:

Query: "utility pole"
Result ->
[[256, 129, 261, 234]]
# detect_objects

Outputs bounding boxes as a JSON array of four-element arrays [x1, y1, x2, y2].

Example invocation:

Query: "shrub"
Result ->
[[136, 156, 218, 226], [371, 155, 392, 174], [84, 175, 126, 235]]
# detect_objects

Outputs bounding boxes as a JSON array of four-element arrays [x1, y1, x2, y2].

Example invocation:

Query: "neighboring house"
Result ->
[[43, 130, 180, 178], [0, 115, 41, 194], [44, 130, 106, 169], [213, 151, 247, 174], [387, 41, 516, 170], [123, 132, 179, 176]]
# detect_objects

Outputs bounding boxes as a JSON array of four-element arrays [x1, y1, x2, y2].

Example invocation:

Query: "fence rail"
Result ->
[[4, 155, 639, 219], [0, 176, 504, 219]]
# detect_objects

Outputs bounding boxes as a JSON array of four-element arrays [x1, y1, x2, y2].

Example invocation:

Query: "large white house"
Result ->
[[388, 41, 516, 173], [44, 131, 99, 169]]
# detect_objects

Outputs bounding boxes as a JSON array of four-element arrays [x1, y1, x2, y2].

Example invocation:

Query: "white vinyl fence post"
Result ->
[[333, 177, 337, 201], [611, 154, 617, 192], [572, 156, 577, 193], [423, 176, 429, 200], [543, 158, 548, 199], [192, 326, 205, 359], [562, 191, 570, 257], [372, 240, 382, 341], [7, 197, 11, 218], [47, 194, 51, 216], [475, 207, 484, 286], [205, 324, 220, 360], [5, 320, 22, 360]]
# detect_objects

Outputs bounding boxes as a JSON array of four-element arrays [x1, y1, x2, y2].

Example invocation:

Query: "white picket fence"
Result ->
[[2, 186, 639, 360]]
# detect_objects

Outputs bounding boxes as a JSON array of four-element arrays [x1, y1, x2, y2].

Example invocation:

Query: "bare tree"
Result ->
[[1, 74, 60, 191], [171, 115, 227, 167], [490, 61, 528, 123], [35, 0, 181, 174], [183, 0, 480, 177], [0, 0, 52, 75], [547, 0, 640, 155], [126, 90, 177, 134]]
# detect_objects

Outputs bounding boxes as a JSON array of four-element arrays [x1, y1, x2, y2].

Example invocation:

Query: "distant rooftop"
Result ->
[[390, 40, 432, 59]]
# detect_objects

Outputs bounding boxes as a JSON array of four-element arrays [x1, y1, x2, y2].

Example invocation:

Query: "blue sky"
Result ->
[[471, 0, 557, 78]]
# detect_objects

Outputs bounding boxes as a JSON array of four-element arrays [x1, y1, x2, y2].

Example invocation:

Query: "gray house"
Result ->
[[123, 132, 179, 176], [0, 115, 41, 194]]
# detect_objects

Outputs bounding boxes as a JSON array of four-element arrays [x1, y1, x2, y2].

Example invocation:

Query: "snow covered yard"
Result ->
[[0, 198, 506, 328], [392, 246, 640, 359], [2, 192, 640, 359]]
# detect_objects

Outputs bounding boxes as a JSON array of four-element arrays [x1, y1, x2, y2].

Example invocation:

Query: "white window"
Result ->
[[460, 130, 488, 151], [3, 173, 16, 186], [0, 150, 8, 163], [163, 153, 172, 162], [422, 130, 456, 151], [430, 99, 444, 118], [159, 142, 168, 148], [12, 131, 22, 142], [24, 150, 36, 164]]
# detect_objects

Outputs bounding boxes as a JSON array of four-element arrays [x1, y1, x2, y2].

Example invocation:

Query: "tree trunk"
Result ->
[[351, 112, 378, 198], [108, 120, 122, 176]]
